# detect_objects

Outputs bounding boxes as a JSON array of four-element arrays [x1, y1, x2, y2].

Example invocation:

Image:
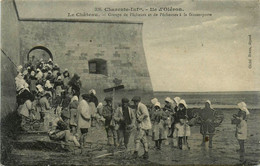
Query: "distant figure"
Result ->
[[132, 96, 151, 159], [197, 100, 217, 148], [233, 102, 250, 153]]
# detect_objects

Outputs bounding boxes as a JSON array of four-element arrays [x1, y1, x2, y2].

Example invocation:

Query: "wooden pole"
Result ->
[[112, 88, 115, 109]]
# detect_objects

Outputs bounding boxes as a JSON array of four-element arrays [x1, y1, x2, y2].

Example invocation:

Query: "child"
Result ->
[[151, 102, 168, 150]]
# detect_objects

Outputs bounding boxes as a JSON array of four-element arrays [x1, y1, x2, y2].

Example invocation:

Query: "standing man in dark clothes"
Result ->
[[114, 98, 136, 149], [102, 97, 118, 147], [68, 73, 81, 98]]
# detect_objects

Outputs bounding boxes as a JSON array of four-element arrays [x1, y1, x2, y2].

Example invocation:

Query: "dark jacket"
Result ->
[[102, 105, 113, 127]]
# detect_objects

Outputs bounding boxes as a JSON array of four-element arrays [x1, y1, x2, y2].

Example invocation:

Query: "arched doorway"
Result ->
[[27, 46, 53, 65]]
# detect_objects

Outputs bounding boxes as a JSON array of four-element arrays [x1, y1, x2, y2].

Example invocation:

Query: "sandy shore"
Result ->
[[4, 108, 260, 165]]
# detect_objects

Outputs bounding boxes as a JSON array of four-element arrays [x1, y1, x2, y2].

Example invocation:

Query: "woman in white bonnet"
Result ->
[[234, 101, 250, 153], [69, 95, 79, 135], [150, 102, 168, 150], [150, 98, 158, 118], [175, 99, 191, 150], [168, 97, 181, 140]]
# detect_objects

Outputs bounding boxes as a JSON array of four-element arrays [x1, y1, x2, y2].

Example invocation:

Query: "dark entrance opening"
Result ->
[[88, 58, 107, 76], [27, 46, 53, 65]]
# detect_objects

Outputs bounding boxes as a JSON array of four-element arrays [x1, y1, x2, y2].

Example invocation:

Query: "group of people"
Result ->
[[15, 58, 96, 148], [14, 59, 250, 159]]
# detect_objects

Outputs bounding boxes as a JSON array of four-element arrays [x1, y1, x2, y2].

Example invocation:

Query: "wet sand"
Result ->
[[5, 109, 260, 165]]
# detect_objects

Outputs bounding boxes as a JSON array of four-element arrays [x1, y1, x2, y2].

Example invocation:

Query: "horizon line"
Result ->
[[153, 90, 260, 93]]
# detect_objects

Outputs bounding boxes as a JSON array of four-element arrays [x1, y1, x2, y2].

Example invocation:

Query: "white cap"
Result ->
[[23, 70, 28, 75], [169, 99, 174, 104], [165, 97, 171, 103], [173, 97, 181, 105], [17, 65, 23, 72], [31, 71, 35, 76], [238, 102, 250, 115], [179, 99, 188, 108], [97, 102, 103, 109], [36, 84, 44, 92], [89, 89, 96, 95], [206, 100, 211, 105], [151, 98, 158, 105], [154, 102, 161, 108], [71, 96, 79, 103]]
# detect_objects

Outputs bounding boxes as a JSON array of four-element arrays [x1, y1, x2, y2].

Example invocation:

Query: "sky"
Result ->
[[15, 0, 260, 92]]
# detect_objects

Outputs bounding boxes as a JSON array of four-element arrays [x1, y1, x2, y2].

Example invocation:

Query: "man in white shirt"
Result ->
[[132, 96, 151, 159]]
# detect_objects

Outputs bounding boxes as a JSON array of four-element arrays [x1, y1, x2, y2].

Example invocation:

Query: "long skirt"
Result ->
[[175, 122, 191, 137], [236, 120, 247, 140], [152, 122, 167, 141]]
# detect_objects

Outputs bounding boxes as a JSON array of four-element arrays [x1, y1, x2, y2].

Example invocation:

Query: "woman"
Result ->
[[29, 71, 37, 95], [234, 102, 249, 153], [149, 98, 158, 118], [151, 102, 168, 150], [63, 69, 70, 90], [175, 99, 191, 150], [163, 97, 174, 138], [69, 96, 79, 135], [49, 111, 80, 148], [44, 80, 53, 97], [169, 97, 181, 142], [17, 93, 35, 131]]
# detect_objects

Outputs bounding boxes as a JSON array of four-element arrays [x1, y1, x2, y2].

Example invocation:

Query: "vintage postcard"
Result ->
[[1, 0, 260, 165]]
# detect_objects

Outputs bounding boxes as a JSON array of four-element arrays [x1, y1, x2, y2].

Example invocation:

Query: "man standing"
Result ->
[[77, 94, 91, 148], [132, 96, 152, 159], [102, 97, 118, 147], [114, 98, 136, 150]]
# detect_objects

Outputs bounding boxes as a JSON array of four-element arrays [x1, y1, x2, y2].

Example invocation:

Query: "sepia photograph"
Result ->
[[1, 0, 260, 165]]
